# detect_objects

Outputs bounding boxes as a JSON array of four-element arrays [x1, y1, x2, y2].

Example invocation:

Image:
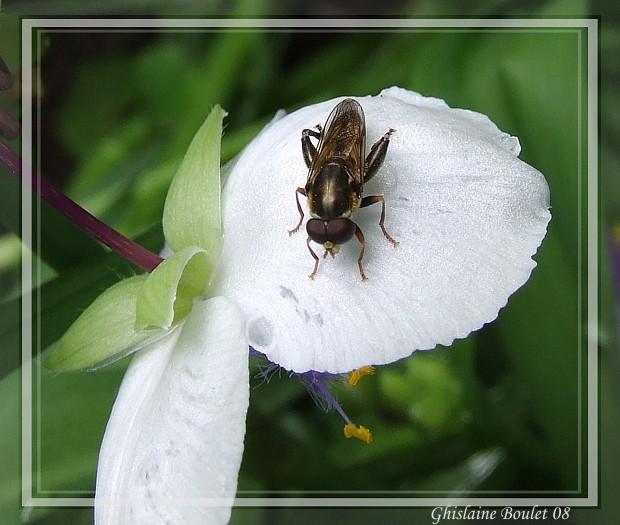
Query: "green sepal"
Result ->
[[135, 245, 214, 330], [45, 275, 165, 372], [162, 104, 227, 256]]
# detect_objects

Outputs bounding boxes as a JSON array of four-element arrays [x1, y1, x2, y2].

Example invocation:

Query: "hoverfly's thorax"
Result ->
[[308, 162, 359, 220]]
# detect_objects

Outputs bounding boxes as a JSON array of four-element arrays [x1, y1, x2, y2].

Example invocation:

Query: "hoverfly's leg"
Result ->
[[364, 128, 396, 183], [301, 128, 322, 168], [354, 224, 368, 281], [306, 237, 321, 279], [288, 187, 307, 236], [360, 194, 399, 247]]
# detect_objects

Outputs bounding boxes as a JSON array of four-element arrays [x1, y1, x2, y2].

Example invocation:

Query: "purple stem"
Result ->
[[0, 140, 163, 272]]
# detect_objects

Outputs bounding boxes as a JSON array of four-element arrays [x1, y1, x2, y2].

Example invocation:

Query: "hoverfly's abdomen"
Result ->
[[308, 162, 358, 220]]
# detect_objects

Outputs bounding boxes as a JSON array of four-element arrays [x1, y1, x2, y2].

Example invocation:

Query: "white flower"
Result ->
[[95, 296, 248, 525], [213, 86, 550, 373], [48, 87, 550, 525]]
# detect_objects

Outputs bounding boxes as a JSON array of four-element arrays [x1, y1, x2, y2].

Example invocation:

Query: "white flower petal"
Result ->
[[213, 87, 550, 373], [95, 296, 248, 525]]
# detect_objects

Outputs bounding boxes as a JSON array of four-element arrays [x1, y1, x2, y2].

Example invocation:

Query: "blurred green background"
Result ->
[[1, 0, 618, 524]]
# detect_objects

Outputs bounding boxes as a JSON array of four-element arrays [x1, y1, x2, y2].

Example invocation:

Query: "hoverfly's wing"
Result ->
[[309, 98, 366, 186]]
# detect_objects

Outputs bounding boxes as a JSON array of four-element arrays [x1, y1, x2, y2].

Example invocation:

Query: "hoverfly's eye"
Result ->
[[326, 218, 356, 245], [306, 218, 329, 244]]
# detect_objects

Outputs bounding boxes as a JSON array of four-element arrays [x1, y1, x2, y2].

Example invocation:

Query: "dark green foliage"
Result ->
[[1, 0, 617, 523]]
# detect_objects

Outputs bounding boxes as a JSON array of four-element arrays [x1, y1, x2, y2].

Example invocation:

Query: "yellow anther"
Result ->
[[343, 423, 373, 444], [348, 366, 375, 386]]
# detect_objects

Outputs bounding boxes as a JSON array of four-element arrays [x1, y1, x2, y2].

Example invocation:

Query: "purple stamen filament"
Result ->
[[298, 370, 353, 425], [251, 349, 354, 426]]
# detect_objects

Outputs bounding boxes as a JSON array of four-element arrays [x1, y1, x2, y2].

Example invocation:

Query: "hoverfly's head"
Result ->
[[306, 217, 356, 256]]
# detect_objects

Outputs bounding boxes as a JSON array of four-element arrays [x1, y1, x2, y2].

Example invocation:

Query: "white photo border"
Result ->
[[20, 17, 598, 509]]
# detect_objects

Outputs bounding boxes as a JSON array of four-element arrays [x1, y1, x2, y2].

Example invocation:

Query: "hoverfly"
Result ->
[[288, 98, 398, 280]]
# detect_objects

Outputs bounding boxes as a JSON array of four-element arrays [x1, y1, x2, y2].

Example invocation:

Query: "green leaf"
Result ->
[[378, 354, 465, 434], [0, 14, 20, 73], [162, 104, 226, 255], [35, 362, 125, 493], [45, 275, 166, 372], [491, 228, 581, 489], [0, 368, 21, 524], [413, 447, 507, 493], [1, 226, 164, 379], [0, 360, 126, 523], [135, 245, 214, 330]]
